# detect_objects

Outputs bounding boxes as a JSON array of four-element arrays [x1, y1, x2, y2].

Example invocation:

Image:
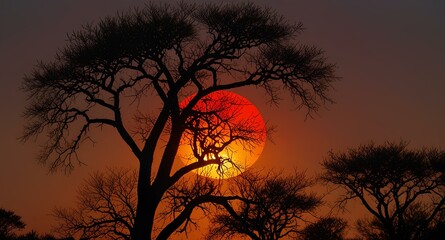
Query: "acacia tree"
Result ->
[[206, 170, 321, 240], [322, 142, 445, 240], [22, 2, 336, 239]]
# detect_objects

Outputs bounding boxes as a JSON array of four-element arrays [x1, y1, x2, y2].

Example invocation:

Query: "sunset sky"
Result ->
[[1, 0, 444, 237]]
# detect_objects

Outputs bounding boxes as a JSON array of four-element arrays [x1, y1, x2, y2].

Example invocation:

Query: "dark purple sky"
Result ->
[[1, 0, 444, 237]]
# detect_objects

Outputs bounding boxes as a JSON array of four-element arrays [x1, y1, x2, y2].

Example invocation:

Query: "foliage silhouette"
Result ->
[[206, 170, 321, 240], [22, 2, 336, 239], [322, 141, 445, 240], [300, 217, 347, 240], [14, 230, 57, 240], [0, 208, 26, 239], [0, 208, 58, 240], [356, 203, 445, 240]]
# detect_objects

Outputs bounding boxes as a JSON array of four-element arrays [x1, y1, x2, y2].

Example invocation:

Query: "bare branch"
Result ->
[[52, 168, 137, 239]]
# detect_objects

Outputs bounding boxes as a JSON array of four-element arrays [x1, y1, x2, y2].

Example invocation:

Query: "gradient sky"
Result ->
[[1, 0, 444, 237]]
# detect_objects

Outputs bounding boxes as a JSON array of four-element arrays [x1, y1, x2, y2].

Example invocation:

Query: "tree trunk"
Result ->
[[132, 160, 161, 240], [133, 187, 166, 240], [132, 187, 159, 240]]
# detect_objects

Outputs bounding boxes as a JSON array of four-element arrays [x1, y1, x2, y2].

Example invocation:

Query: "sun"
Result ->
[[178, 90, 266, 179]]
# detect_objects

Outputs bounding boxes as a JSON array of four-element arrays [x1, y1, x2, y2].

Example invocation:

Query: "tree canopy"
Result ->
[[322, 142, 445, 240], [22, 2, 336, 239]]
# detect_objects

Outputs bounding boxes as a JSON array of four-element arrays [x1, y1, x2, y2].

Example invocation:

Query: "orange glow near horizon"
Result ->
[[178, 91, 267, 179]]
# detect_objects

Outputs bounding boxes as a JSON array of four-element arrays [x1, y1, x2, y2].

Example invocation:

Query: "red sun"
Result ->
[[178, 90, 266, 179]]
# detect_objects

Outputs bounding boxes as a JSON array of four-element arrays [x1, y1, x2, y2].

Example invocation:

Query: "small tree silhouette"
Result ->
[[22, 2, 336, 239], [0, 208, 26, 239], [206, 170, 321, 240], [14, 231, 57, 240], [0, 209, 57, 240], [322, 141, 445, 240], [52, 168, 137, 239], [301, 217, 348, 240]]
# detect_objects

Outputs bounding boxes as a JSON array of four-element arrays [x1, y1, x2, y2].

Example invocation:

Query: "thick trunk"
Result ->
[[132, 161, 161, 240], [132, 191, 156, 240], [132, 102, 182, 239]]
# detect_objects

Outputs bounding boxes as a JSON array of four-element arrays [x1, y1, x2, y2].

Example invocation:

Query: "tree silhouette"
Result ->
[[206, 170, 321, 240], [14, 231, 57, 240], [52, 168, 137, 239], [0, 209, 58, 240], [322, 142, 445, 240], [52, 168, 320, 240], [22, 2, 336, 239], [300, 217, 348, 240], [356, 203, 445, 240], [0, 208, 26, 239]]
